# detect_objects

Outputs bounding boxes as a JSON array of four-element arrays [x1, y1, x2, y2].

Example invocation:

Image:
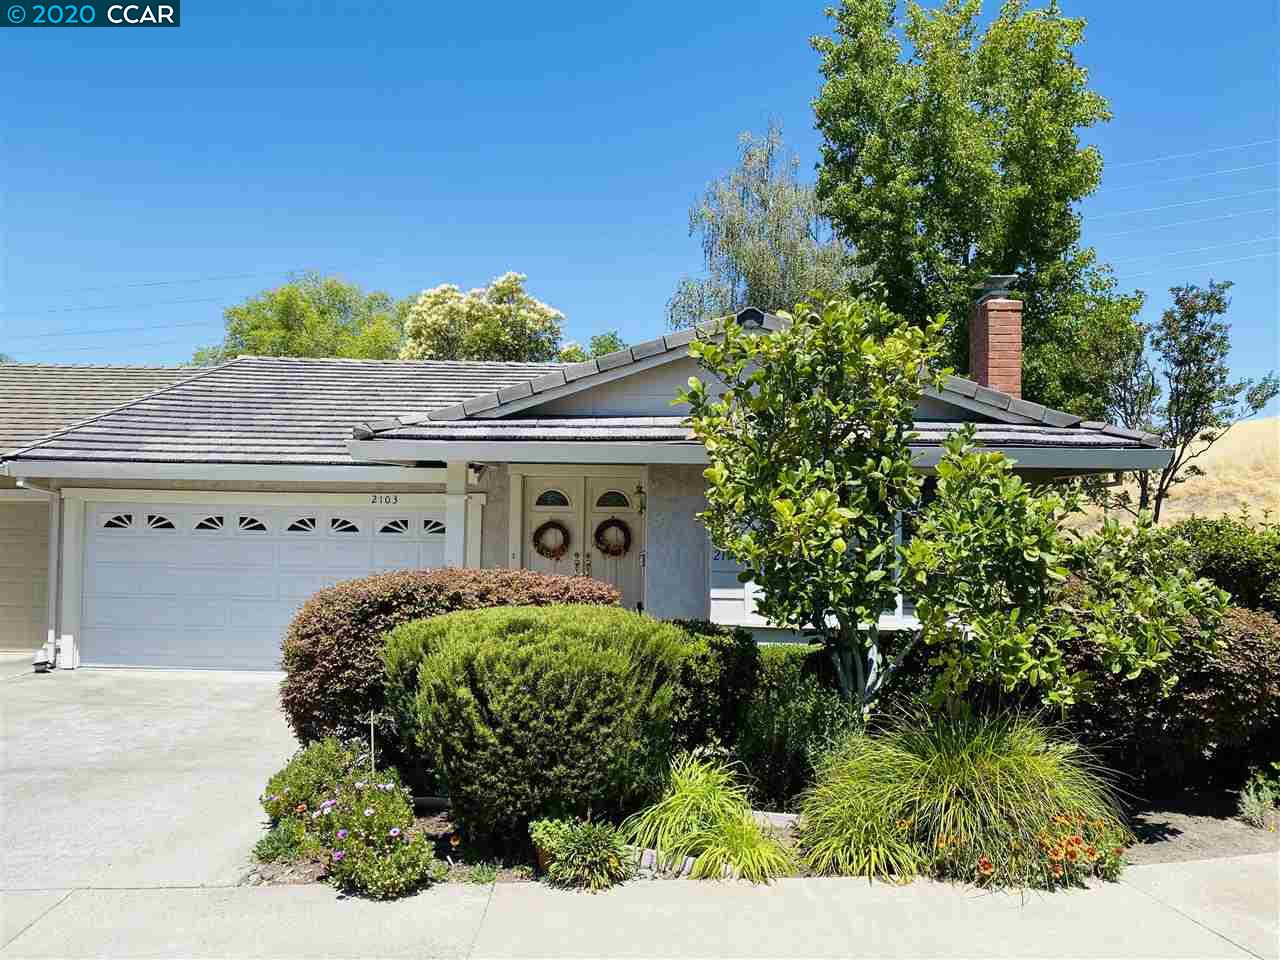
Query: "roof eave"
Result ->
[[347, 438, 1173, 472]]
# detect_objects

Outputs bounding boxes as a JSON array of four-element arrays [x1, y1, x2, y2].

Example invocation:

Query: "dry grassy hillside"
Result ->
[[1074, 416, 1278, 530]]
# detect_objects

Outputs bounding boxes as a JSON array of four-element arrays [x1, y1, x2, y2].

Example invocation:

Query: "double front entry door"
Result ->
[[522, 476, 645, 610]]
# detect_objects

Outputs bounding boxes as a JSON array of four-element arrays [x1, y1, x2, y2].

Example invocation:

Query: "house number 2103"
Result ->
[[369, 495, 400, 505]]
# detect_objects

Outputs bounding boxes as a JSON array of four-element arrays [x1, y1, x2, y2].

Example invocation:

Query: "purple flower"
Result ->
[[311, 810, 321, 821], [332, 850, 345, 862], [336, 828, 348, 840], [378, 783, 393, 792], [364, 807, 374, 817], [388, 827, 401, 838]]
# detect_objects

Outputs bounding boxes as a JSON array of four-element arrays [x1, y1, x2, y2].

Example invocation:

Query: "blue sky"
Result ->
[[2, 0, 1276, 404]]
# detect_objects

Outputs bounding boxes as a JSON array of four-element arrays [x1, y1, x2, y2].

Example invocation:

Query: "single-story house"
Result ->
[[1, 281, 1170, 671]]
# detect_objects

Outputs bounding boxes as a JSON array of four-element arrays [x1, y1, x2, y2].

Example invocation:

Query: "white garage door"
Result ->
[[81, 501, 448, 670], [0, 502, 48, 652]]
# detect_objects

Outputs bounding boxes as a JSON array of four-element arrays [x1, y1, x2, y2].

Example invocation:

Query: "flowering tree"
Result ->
[[400, 272, 565, 363], [680, 295, 946, 707]]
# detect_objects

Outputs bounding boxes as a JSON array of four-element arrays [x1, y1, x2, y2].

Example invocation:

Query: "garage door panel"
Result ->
[[80, 500, 448, 669]]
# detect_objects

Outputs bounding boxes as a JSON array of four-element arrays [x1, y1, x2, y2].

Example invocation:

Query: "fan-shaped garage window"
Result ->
[[378, 519, 409, 535], [102, 513, 133, 530], [330, 517, 360, 534], [595, 490, 630, 509], [238, 515, 268, 533], [534, 489, 570, 508], [423, 519, 447, 536], [146, 514, 176, 531], [286, 517, 316, 533], [194, 515, 224, 532]]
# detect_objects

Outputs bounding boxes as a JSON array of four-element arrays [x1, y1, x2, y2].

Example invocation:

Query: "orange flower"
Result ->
[[977, 856, 994, 877], [1112, 847, 1124, 857], [1051, 863, 1064, 878], [1065, 847, 1079, 862], [449, 833, 462, 848], [1068, 835, 1083, 846], [295, 803, 307, 814], [1085, 845, 1098, 860]]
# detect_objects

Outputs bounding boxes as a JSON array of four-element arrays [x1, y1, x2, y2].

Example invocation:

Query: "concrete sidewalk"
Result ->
[[2, 853, 1275, 959]]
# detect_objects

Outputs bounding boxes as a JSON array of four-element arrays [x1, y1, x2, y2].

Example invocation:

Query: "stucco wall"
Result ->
[[644, 464, 709, 620]]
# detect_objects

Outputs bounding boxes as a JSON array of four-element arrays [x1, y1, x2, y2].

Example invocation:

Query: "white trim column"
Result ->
[[57, 496, 84, 669], [507, 471, 523, 569], [444, 461, 468, 567]]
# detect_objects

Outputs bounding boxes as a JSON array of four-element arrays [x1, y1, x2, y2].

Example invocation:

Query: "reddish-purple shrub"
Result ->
[[280, 568, 619, 749]]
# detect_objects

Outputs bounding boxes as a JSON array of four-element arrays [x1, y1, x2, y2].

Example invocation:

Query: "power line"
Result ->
[[1107, 137, 1279, 169], [1108, 236, 1279, 263], [0, 295, 226, 318], [7, 337, 204, 357], [2, 318, 219, 342], [1098, 161, 1279, 193], [1091, 188, 1278, 220], [1115, 251, 1277, 279], [57, 269, 298, 295], [1093, 207, 1277, 239]]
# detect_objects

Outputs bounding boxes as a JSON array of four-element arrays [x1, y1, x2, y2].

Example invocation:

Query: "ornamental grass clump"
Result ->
[[796, 710, 1132, 889], [623, 753, 794, 883], [542, 820, 633, 892]]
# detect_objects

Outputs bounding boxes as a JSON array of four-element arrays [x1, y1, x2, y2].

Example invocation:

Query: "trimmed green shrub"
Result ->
[[280, 568, 619, 750], [733, 644, 856, 811], [797, 710, 1132, 889], [623, 753, 795, 883], [1171, 514, 1280, 617], [543, 820, 633, 891], [1063, 604, 1280, 792], [409, 606, 688, 849], [260, 738, 363, 825], [668, 620, 761, 751]]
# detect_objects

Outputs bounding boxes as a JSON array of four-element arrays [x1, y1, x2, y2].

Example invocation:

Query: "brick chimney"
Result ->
[[969, 274, 1022, 398]]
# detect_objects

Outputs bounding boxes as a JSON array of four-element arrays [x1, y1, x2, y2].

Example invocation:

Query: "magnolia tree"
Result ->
[[685, 295, 1227, 712], [680, 296, 946, 707]]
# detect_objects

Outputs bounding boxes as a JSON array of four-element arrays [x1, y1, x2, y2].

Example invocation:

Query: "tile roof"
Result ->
[[0, 363, 199, 455], [369, 416, 1157, 449], [414, 309, 787, 423], [6, 356, 563, 465]]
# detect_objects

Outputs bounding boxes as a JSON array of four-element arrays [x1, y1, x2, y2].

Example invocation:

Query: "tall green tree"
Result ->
[[668, 123, 856, 330], [194, 273, 403, 363], [811, 0, 1141, 412], [400, 272, 566, 363], [1101, 281, 1279, 522]]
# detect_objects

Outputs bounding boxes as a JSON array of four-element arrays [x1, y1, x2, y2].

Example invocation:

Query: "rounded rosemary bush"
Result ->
[[797, 710, 1132, 889], [409, 606, 688, 849]]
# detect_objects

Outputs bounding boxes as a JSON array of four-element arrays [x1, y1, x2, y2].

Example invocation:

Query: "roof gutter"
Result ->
[[347, 438, 1174, 473]]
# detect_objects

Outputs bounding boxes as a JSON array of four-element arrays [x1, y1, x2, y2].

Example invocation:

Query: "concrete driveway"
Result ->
[[0, 666, 294, 890]]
